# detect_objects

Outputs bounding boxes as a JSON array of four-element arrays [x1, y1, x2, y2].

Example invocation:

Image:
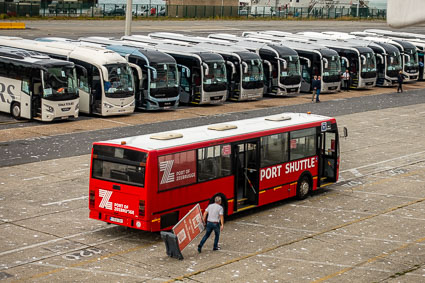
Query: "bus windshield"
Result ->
[[387, 52, 402, 71], [203, 61, 227, 85], [322, 55, 341, 77], [405, 48, 419, 67], [42, 67, 78, 100], [361, 52, 377, 73], [242, 59, 264, 82], [104, 64, 134, 97], [280, 55, 300, 77], [150, 63, 179, 89]]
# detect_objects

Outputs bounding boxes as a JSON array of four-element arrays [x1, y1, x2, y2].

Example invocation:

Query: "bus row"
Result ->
[[0, 29, 422, 121]]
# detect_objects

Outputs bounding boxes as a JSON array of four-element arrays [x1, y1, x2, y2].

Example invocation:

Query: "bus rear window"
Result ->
[[93, 145, 147, 163], [92, 145, 147, 187]]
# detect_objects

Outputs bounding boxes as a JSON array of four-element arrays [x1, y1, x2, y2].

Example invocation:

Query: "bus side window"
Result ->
[[289, 128, 316, 161], [21, 79, 30, 95], [197, 145, 231, 182]]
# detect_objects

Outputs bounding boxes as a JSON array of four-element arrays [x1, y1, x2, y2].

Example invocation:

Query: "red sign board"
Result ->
[[158, 150, 197, 191], [172, 204, 204, 251]]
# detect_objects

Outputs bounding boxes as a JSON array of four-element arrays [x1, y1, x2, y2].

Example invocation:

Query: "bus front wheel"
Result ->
[[296, 175, 311, 200], [11, 102, 21, 120]]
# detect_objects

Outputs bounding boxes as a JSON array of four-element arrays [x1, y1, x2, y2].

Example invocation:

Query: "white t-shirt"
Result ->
[[206, 203, 223, 223]]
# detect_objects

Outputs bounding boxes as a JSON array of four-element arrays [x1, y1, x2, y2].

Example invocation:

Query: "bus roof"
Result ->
[[0, 46, 74, 69], [0, 36, 127, 66], [242, 32, 338, 56], [98, 112, 334, 151], [78, 37, 176, 64], [207, 33, 299, 57], [121, 36, 225, 61]]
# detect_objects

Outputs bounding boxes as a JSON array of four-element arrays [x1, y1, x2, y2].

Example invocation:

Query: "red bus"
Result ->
[[89, 112, 341, 231]]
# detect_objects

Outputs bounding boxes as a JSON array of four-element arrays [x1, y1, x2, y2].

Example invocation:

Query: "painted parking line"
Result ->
[[30, 262, 166, 281], [41, 196, 88, 206], [311, 235, 425, 283]]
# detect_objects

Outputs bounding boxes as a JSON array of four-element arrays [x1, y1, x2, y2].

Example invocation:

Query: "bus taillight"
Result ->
[[139, 200, 145, 216], [89, 190, 95, 208]]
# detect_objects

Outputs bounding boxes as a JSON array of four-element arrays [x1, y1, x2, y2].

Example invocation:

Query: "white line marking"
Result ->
[[0, 226, 114, 257], [42, 196, 88, 206], [341, 150, 425, 173], [23, 176, 45, 181], [223, 249, 393, 273], [98, 118, 132, 126], [349, 168, 363, 177], [30, 262, 166, 280]]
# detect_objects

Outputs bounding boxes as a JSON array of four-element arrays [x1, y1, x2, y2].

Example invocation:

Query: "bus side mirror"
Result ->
[[323, 58, 329, 69], [202, 62, 209, 76], [390, 57, 394, 64], [242, 61, 249, 74], [404, 54, 411, 62]]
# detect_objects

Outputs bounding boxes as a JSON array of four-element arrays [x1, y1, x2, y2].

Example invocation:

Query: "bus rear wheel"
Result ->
[[11, 102, 21, 120], [296, 175, 311, 200]]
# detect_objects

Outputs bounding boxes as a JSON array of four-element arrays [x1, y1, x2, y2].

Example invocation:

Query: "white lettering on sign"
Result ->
[[98, 189, 134, 215], [285, 157, 316, 174], [260, 165, 283, 181], [260, 157, 317, 181]]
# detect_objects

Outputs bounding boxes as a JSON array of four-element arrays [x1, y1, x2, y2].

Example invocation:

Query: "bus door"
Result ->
[[300, 64, 311, 93], [19, 78, 32, 119], [233, 140, 260, 211], [177, 64, 191, 103], [318, 126, 338, 186]]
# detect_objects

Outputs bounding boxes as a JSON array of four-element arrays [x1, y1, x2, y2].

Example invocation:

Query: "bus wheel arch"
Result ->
[[210, 193, 228, 218], [296, 172, 312, 200], [11, 102, 21, 120]]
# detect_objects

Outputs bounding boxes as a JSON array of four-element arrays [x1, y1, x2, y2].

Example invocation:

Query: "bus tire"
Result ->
[[11, 102, 21, 120], [296, 174, 311, 200], [211, 193, 228, 218]]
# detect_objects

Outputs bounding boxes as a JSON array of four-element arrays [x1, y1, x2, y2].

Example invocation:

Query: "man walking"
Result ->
[[198, 196, 224, 252], [342, 69, 350, 91], [397, 70, 405, 93]]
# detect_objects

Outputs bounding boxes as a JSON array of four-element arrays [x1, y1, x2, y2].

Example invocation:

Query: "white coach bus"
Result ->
[[0, 46, 79, 121], [0, 36, 135, 116]]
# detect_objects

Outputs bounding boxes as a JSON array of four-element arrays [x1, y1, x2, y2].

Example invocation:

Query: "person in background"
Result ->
[[342, 69, 350, 91], [419, 57, 424, 81], [315, 76, 321, 103], [397, 70, 405, 93], [311, 75, 317, 102], [198, 196, 224, 253]]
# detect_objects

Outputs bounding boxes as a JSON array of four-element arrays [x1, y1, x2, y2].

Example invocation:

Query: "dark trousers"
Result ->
[[315, 89, 320, 102], [199, 222, 220, 250], [397, 82, 403, 92], [343, 80, 350, 91]]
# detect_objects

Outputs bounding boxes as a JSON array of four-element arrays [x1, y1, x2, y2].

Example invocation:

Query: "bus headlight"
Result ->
[[130, 100, 135, 107], [103, 102, 114, 109], [75, 102, 79, 111], [44, 104, 54, 113]]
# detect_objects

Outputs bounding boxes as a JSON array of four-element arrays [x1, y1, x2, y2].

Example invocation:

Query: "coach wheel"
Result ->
[[11, 102, 21, 120], [296, 175, 311, 200]]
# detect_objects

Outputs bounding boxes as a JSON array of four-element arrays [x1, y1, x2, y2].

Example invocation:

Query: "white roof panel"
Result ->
[[99, 112, 333, 151]]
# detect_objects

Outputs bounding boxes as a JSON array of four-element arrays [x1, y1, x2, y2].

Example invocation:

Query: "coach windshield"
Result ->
[[42, 67, 78, 100], [103, 64, 134, 98]]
